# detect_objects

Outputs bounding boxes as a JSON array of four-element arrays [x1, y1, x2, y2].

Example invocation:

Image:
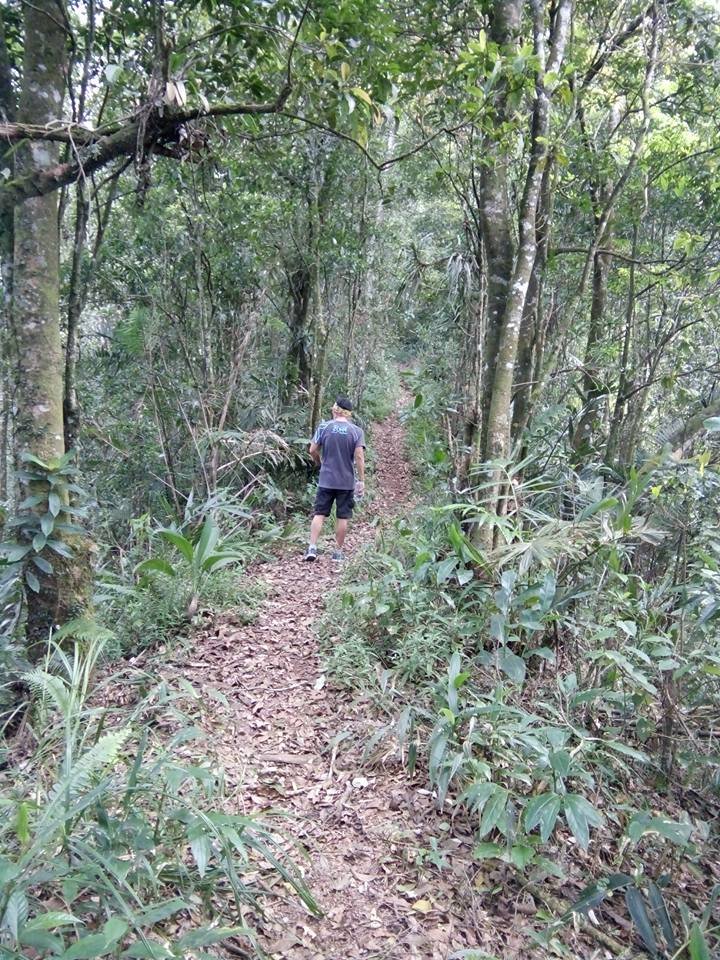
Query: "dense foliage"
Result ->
[[2, 0, 720, 956]]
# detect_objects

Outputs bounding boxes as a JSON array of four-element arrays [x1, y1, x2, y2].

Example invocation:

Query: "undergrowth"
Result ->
[[0, 625, 318, 957], [320, 426, 720, 957]]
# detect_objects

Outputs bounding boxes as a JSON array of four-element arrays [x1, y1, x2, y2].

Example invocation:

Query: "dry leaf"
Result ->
[[412, 898, 433, 914]]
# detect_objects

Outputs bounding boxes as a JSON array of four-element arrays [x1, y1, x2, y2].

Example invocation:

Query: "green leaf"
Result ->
[[48, 491, 62, 517], [603, 740, 649, 763], [122, 942, 174, 959], [703, 417, 720, 433], [133, 899, 187, 927], [457, 566, 474, 585], [202, 553, 242, 573], [177, 926, 252, 949], [25, 569, 40, 593], [20, 930, 65, 953], [563, 794, 603, 850], [478, 785, 509, 839], [189, 830, 211, 878], [549, 750, 571, 778], [46, 539, 74, 558], [428, 729, 448, 783], [157, 529, 194, 563], [689, 924, 712, 960], [436, 556, 457, 584], [577, 496, 619, 521], [459, 781, 495, 815], [15, 802, 30, 845], [508, 844, 535, 869], [195, 518, 220, 570], [32, 554, 53, 574], [20, 452, 51, 468], [626, 813, 692, 846], [563, 881, 608, 920], [102, 917, 128, 942], [134, 557, 176, 578], [0, 542, 31, 562], [351, 86, 372, 105], [59, 933, 113, 959], [32, 533, 47, 553], [646, 880, 676, 952], [2, 888, 28, 940], [497, 647, 526, 683], [524, 792, 562, 842], [473, 841, 504, 860], [625, 886, 658, 957], [24, 912, 82, 932]]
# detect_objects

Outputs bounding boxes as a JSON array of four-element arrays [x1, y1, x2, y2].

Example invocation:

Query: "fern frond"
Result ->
[[23, 669, 71, 717], [48, 728, 131, 807]]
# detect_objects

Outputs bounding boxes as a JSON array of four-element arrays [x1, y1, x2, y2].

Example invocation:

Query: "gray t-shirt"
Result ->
[[312, 419, 365, 490]]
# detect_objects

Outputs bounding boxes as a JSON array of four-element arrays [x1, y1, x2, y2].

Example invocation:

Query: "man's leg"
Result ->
[[305, 488, 333, 560], [332, 490, 354, 557], [335, 518, 348, 548], [310, 513, 325, 545]]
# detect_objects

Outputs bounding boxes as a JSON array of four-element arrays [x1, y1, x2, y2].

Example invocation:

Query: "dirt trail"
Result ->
[[184, 406, 493, 959]]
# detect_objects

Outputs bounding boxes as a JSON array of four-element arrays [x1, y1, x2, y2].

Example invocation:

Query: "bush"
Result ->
[[97, 517, 267, 659], [98, 564, 263, 659], [320, 451, 720, 931]]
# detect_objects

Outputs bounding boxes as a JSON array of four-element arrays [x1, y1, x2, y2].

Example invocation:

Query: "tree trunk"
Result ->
[[478, 0, 572, 549], [284, 262, 312, 400], [511, 157, 554, 442], [0, 8, 15, 506], [63, 184, 89, 452], [477, 0, 522, 458], [605, 224, 639, 465], [14, 0, 92, 653], [570, 244, 612, 461]]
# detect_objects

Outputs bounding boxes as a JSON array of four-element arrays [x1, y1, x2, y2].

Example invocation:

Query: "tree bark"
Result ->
[[0, 8, 15, 505], [570, 244, 613, 461], [605, 224, 639, 465], [284, 262, 312, 400], [63, 183, 89, 452], [478, 0, 572, 548], [511, 156, 555, 441], [477, 0, 523, 459], [14, 0, 92, 652]]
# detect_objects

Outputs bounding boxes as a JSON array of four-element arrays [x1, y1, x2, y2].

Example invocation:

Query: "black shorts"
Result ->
[[313, 487, 355, 519]]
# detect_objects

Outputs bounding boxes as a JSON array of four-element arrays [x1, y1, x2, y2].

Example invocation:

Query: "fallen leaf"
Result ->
[[412, 898, 433, 914]]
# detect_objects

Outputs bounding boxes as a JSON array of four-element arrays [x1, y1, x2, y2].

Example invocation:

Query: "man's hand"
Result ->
[[355, 480, 365, 497], [309, 441, 321, 466]]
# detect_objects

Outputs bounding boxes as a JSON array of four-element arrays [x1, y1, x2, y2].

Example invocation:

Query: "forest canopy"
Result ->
[[1, 0, 720, 957]]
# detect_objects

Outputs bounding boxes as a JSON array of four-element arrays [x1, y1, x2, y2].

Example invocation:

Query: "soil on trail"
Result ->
[[182, 407, 502, 959]]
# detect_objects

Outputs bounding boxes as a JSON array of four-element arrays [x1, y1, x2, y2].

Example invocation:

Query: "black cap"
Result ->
[[335, 395, 353, 411]]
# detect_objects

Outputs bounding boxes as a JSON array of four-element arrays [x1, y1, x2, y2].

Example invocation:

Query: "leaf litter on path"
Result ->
[[164, 403, 506, 959]]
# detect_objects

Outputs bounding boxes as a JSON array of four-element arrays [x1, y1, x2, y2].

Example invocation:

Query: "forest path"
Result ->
[[186, 402, 492, 960]]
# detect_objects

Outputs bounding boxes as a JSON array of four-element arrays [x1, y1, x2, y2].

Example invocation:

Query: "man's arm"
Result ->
[[354, 445, 365, 484], [309, 441, 321, 466]]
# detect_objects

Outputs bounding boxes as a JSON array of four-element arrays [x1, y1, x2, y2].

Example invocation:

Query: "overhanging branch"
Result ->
[[0, 83, 292, 205]]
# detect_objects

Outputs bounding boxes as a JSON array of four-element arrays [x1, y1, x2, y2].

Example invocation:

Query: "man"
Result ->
[[304, 395, 365, 562]]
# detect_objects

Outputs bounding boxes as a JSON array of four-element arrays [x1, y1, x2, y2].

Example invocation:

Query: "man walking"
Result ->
[[304, 396, 365, 562]]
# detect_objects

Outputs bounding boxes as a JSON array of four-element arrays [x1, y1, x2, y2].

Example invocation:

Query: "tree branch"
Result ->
[[0, 85, 292, 205]]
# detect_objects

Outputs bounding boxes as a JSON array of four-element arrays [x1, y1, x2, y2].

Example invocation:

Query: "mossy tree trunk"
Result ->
[[0, 9, 15, 506], [13, 0, 93, 653], [476, 0, 572, 549]]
